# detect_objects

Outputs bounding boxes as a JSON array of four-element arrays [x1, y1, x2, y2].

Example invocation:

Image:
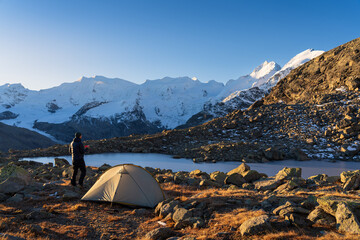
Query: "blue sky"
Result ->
[[0, 0, 359, 90]]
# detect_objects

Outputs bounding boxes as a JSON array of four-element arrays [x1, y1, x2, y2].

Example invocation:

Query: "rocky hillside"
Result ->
[[0, 122, 55, 152], [265, 37, 360, 104]]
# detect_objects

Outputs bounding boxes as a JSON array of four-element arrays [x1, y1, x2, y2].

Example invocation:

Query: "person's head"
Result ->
[[75, 132, 82, 139]]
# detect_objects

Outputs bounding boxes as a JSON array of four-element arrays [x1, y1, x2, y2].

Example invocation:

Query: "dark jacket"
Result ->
[[69, 137, 85, 165]]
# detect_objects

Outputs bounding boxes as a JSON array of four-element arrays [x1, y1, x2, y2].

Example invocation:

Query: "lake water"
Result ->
[[21, 153, 360, 178]]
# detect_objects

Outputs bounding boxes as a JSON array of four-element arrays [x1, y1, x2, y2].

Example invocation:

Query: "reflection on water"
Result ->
[[22, 153, 360, 178]]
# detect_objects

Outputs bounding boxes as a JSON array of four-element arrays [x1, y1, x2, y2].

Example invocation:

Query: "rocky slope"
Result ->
[[264, 37, 360, 104], [0, 122, 55, 152]]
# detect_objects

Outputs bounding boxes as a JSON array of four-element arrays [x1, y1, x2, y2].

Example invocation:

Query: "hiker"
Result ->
[[69, 132, 88, 187]]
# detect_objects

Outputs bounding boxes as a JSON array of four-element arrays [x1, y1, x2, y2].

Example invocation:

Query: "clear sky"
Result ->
[[0, 0, 359, 90]]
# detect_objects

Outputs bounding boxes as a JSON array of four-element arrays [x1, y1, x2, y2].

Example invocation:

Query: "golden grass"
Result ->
[[212, 208, 267, 227], [63, 203, 87, 212], [107, 215, 122, 222]]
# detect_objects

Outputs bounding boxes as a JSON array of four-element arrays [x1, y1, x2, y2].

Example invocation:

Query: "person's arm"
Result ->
[[79, 142, 85, 154]]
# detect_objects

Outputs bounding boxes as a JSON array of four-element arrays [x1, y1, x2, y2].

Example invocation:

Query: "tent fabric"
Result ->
[[81, 164, 165, 208]]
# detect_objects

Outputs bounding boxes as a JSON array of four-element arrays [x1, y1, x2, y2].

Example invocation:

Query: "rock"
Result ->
[[24, 224, 43, 235], [99, 163, 112, 172], [327, 176, 340, 184], [199, 179, 220, 188], [54, 158, 70, 167], [307, 207, 336, 227], [239, 215, 272, 236], [0, 193, 9, 202], [174, 173, 186, 185], [318, 196, 360, 216], [62, 190, 80, 200], [158, 200, 180, 218], [254, 178, 282, 191], [227, 163, 250, 175], [293, 148, 309, 161], [275, 167, 302, 180], [190, 169, 208, 178], [224, 173, 246, 187], [273, 203, 310, 217], [0, 163, 31, 184], [285, 213, 311, 227], [26, 210, 54, 220], [62, 166, 73, 178], [340, 170, 360, 183], [0, 177, 27, 194], [210, 171, 226, 184], [336, 202, 360, 234], [173, 208, 192, 223], [6, 193, 23, 203], [242, 183, 255, 190], [343, 175, 360, 191], [263, 147, 284, 160], [144, 227, 176, 240], [242, 170, 262, 183]]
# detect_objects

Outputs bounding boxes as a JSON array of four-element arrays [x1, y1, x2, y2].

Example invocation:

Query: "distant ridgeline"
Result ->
[[0, 48, 324, 149]]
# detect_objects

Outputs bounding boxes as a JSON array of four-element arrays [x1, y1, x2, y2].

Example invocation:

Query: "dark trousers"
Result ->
[[71, 164, 86, 186]]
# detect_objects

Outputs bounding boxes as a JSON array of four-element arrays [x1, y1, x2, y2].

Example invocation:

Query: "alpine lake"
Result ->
[[21, 153, 359, 178]]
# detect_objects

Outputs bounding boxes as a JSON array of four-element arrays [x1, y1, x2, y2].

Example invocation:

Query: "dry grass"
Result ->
[[107, 215, 122, 222], [63, 203, 87, 212], [212, 208, 267, 227]]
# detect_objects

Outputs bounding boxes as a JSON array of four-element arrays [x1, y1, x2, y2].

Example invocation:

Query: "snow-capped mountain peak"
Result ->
[[250, 61, 281, 80], [263, 49, 325, 88], [282, 49, 324, 70], [216, 60, 281, 99]]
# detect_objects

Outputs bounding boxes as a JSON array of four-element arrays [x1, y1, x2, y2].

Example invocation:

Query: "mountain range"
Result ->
[[0, 49, 324, 145]]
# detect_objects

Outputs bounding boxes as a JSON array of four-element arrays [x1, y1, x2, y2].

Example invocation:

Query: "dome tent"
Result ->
[[81, 164, 165, 208]]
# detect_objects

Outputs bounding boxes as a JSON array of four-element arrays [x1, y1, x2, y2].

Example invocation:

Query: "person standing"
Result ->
[[69, 132, 87, 187]]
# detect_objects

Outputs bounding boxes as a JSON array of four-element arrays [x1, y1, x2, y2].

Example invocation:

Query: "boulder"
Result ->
[[62, 166, 73, 178], [275, 167, 302, 180], [307, 207, 336, 227], [145, 227, 176, 240], [293, 149, 309, 161], [227, 163, 250, 175], [210, 171, 226, 184], [62, 190, 80, 200], [254, 178, 282, 191], [242, 170, 262, 183], [343, 175, 360, 191], [190, 169, 209, 178], [239, 215, 272, 236], [54, 158, 70, 167], [0, 164, 31, 184], [273, 203, 310, 217], [318, 196, 360, 216], [285, 213, 311, 227], [6, 193, 24, 203], [99, 164, 112, 172], [336, 202, 360, 234], [0, 177, 27, 194], [263, 147, 284, 160], [224, 173, 246, 187], [340, 170, 360, 183], [158, 200, 180, 218], [172, 208, 192, 223], [199, 179, 220, 188]]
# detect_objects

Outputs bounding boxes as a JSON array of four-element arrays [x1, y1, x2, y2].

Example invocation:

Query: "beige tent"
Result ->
[[81, 164, 165, 208]]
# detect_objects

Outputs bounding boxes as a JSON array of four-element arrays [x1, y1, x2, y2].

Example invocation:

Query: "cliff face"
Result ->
[[264, 37, 360, 104]]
